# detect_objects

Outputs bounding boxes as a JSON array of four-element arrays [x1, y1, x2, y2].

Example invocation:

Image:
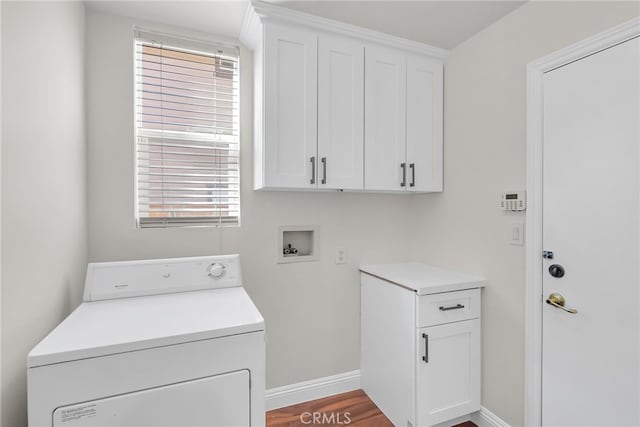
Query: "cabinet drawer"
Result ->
[[417, 288, 480, 327]]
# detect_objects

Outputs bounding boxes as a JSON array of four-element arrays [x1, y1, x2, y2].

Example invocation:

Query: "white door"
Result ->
[[416, 320, 481, 426], [53, 370, 250, 426], [406, 54, 443, 192], [264, 24, 317, 188], [364, 45, 406, 191], [318, 34, 364, 190], [542, 36, 640, 426]]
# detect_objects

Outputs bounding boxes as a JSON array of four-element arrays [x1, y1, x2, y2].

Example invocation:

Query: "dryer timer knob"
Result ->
[[207, 263, 226, 278]]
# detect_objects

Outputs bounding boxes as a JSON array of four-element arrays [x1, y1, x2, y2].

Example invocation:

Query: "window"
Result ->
[[134, 30, 240, 228]]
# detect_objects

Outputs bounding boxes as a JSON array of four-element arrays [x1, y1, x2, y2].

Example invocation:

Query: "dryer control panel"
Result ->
[[83, 255, 243, 302]]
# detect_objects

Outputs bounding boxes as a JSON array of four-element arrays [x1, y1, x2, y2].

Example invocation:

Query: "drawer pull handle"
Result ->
[[439, 303, 465, 311], [422, 333, 429, 363], [409, 163, 415, 187], [321, 157, 327, 185]]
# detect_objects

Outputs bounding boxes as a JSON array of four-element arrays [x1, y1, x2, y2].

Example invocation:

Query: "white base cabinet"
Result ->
[[417, 320, 481, 426], [360, 263, 484, 427]]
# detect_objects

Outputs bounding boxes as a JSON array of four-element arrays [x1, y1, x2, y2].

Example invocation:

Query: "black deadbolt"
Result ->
[[549, 264, 565, 278]]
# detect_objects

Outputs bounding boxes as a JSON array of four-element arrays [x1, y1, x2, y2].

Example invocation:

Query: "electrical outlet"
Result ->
[[335, 247, 346, 264]]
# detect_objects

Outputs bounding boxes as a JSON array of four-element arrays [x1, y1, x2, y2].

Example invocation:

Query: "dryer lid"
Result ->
[[27, 286, 264, 368]]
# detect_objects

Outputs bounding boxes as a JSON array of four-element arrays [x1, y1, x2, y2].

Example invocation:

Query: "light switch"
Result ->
[[510, 223, 524, 246]]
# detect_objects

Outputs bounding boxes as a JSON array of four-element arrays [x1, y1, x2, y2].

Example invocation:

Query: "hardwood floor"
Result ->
[[265, 389, 477, 427], [266, 389, 390, 427]]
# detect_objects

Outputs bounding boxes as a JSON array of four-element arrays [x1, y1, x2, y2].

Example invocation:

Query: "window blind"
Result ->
[[134, 30, 240, 228]]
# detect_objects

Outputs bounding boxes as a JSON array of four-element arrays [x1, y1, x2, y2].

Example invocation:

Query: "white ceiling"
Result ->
[[86, 1, 250, 39], [278, 1, 526, 49], [85, 0, 527, 50]]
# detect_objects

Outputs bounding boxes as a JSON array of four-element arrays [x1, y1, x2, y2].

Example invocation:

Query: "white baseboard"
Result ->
[[266, 371, 510, 427], [472, 406, 511, 427], [265, 370, 361, 410], [432, 414, 471, 427]]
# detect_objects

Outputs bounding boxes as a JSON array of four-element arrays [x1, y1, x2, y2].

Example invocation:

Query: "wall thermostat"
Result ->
[[501, 191, 526, 211]]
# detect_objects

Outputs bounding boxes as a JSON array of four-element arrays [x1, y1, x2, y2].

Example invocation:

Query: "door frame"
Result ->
[[524, 17, 640, 427]]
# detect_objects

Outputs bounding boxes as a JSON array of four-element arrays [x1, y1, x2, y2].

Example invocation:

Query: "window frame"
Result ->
[[132, 28, 241, 229]]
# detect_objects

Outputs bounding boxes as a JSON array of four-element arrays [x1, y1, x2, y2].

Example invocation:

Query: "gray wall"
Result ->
[[85, 9, 414, 390], [1, 2, 88, 426], [409, 2, 640, 425]]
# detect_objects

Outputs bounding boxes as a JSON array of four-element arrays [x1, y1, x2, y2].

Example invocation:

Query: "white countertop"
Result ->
[[360, 262, 486, 295]]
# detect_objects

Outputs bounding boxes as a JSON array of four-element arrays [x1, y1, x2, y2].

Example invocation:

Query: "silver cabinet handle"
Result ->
[[321, 157, 327, 185], [439, 303, 465, 311], [410, 163, 415, 187], [310, 156, 316, 185], [401, 163, 407, 187], [422, 333, 429, 363]]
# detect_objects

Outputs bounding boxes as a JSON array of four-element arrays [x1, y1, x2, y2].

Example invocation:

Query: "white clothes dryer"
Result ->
[[27, 255, 265, 427]]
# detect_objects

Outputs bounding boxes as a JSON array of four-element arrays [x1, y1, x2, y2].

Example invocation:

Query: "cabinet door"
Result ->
[[364, 46, 406, 191], [416, 319, 480, 426], [406, 55, 443, 192], [264, 24, 317, 188], [318, 34, 364, 190]]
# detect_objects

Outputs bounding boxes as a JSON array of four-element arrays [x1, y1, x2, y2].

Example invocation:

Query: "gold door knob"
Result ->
[[546, 293, 578, 314]]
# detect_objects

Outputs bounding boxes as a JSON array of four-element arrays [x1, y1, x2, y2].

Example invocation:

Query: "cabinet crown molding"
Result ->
[[240, 0, 449, 60]]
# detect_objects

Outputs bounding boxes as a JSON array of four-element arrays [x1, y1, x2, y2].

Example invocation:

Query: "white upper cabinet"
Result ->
[[407, 55, 443, 192], [241, 1, 446, 192], [263, 24, 318, 189], [365, 50, 443, 192], [318, 34, 364, 190], [364, 45, 407, 191]]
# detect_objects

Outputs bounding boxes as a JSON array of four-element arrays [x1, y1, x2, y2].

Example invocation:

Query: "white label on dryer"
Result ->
[[58, 404, 97, 423]]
